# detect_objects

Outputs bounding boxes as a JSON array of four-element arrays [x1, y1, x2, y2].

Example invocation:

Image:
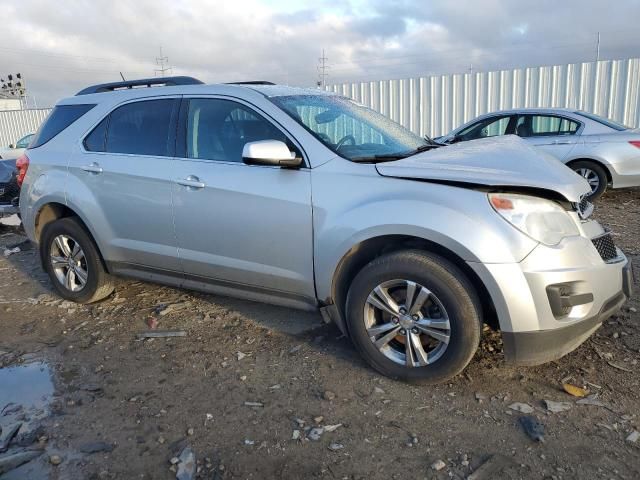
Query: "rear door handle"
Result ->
[[81, 162, 103, 174], [177, 175, 206, 189]]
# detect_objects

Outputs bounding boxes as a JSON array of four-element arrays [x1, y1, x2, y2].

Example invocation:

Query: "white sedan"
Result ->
[[437, 109, 640, 199], [0, 133, 33, 160]]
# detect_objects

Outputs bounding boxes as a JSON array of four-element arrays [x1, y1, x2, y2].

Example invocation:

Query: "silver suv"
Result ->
[[18, 77, 633, 383]]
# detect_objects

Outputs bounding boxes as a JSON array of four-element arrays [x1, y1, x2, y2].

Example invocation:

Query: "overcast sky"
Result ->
[[3, 0, 640, 107]]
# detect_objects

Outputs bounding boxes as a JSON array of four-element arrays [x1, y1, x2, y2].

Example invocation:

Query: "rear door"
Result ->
[[171, 96, 315, 302], [68, 97, 182, 272], [514, 114, 581, 160]]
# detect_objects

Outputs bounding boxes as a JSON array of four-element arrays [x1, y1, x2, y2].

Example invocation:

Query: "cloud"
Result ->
[[1, 0, 639, 107]]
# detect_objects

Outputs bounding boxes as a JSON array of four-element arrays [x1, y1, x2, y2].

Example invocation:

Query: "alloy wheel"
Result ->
[[49, 234, 88, 292], [363, 279, 451, 367], [576, 167, 600, 193]]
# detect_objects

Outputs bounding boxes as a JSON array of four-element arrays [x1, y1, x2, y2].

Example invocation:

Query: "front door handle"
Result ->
[[177, 175, 206, 189], [81, 162, 103, 174], [552, 140, 572, 145]]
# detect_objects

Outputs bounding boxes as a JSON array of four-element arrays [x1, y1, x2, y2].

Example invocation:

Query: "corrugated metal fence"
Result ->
[[0, 108, 51, 148], [327, 58, 640, 138]]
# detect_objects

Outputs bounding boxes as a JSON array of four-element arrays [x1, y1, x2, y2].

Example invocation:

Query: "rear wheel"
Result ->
[[570, 160, 608, 200], [41, 217, 114, 303], [346, 250, 482, 383]]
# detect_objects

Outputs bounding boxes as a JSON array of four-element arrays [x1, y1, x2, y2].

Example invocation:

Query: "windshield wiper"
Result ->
[[351, 144, 441, 163]]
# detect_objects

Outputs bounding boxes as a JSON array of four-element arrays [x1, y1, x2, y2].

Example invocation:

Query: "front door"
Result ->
[[171, 97, 315, 304]]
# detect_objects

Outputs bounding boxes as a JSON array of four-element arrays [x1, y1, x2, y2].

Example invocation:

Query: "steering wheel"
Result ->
[[336, 135, 356, 150]]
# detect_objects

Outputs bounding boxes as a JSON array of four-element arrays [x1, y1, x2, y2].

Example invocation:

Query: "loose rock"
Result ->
[[322, 391, 336, 401], [49, 454, 62, 465], [431, 459, 446, 471], [508, 402, 534, 414], [626, 430, 639, 443], [519, 416, 545, 442], [543, 400, 572, 413]]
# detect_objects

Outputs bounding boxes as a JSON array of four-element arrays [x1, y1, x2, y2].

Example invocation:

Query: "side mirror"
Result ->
[[242, 140, 302, 168], [8, 143, 15, 149]]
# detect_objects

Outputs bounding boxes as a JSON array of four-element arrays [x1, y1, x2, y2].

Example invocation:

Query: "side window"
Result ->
[[16, 134, 33, 149], [185, 98, 294, 162], [105, 99, 175, 156], [458, 116, 510, 141], [84, 117, 109, 152], [516, 115, 579, 137]]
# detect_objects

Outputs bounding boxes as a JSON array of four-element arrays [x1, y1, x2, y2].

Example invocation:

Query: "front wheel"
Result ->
[[346, 250, 482, 384], [41, 217, 114, 303], [570, 161, 608, 200]]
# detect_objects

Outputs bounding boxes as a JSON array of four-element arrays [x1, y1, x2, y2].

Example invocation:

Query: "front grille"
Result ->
[[591, 232, 618, 262], [0, 180, 19, 203], [573, 196, 594, 220]]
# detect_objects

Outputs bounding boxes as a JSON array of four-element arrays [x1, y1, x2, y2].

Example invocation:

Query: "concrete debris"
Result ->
[[508, 402, 534, 414], [626, 431, 639, 443], [328, 443, 344, 451], [176, 446, 196, 480], [244, 439, 254, 446], [244, 401, 264, 408], [430, 459, 446, 471], [543, 400, 572, 413], [308, 427, 324, 441], [236, 352, 247, 361], [292, 430, 301, 440]]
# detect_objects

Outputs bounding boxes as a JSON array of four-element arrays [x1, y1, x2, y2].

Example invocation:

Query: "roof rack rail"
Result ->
[[225, 81, 276, 85], [76, 76, 204, 96]]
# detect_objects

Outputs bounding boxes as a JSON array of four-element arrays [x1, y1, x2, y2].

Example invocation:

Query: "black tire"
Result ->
[[569, 160, 608, 201], [40, 217, 114, 303], [346, 250, 482, 384]]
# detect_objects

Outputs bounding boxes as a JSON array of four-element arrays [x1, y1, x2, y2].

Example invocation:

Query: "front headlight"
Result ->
[[488, 193, 580, 246]]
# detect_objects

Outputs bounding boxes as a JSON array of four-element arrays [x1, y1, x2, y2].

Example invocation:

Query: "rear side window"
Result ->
[[31, 104, 95, 148], [105, 100, 175, 156], [516, 115, 580, 137]]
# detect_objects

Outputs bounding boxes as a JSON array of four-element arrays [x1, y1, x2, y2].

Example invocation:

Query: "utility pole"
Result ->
[[154, 47, 172, 77], [595, 32, 600, 63], [317, 49, 329, 88]]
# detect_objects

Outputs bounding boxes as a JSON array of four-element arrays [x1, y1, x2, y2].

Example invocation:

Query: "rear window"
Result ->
[[30, 104, 95, 148]]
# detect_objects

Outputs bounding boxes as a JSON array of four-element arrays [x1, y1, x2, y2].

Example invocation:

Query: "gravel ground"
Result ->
[[0, 188, 639, 479]]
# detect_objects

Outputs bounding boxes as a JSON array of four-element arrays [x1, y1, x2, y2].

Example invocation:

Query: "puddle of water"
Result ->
[[0, 362, 54, 415], [0, 362, 53, 480]]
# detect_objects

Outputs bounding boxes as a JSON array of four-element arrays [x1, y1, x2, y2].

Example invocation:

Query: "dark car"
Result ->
[[0, 158, 19, 217]]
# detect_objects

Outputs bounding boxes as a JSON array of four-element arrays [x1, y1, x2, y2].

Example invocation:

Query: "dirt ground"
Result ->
[[1, 188, 639, 480]]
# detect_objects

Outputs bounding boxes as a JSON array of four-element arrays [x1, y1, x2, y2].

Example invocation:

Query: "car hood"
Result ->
[[375, 135, 590, 202]]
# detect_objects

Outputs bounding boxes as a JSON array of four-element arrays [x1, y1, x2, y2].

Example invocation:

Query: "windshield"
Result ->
[[269, 94, 430, 161], [574, 111, 630, 131]]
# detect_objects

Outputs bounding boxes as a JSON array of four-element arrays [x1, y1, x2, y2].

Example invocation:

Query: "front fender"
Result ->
[[311, 161, 538, 301]]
